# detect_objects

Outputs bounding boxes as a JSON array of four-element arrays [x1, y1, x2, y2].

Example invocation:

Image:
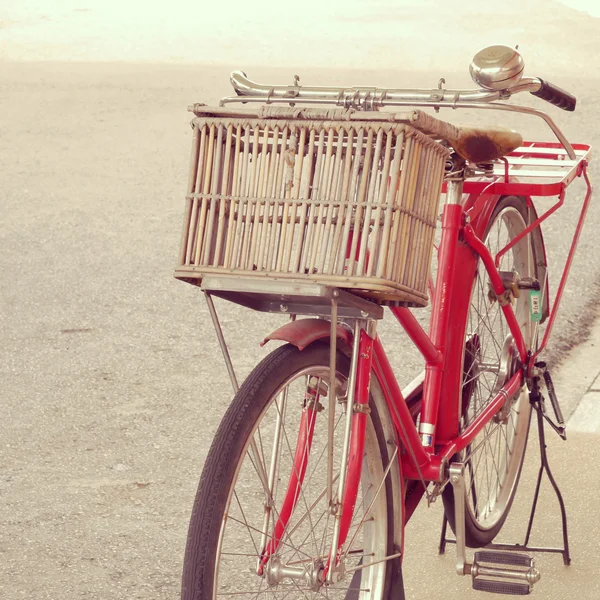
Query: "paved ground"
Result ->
[[570, 384, 600, 432], [561, 317, 600, 433], [1, 60, 599, 599]]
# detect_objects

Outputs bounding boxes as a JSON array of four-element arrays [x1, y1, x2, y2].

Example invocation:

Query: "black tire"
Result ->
[[442, 195, 538, 548], [182, 341, 399, 600]]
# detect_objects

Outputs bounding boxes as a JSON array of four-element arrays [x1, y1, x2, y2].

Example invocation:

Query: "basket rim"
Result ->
[[189, 115, 452, 157]]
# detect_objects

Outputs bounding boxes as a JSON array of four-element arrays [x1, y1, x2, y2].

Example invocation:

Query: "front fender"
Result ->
[[261, 318, 353, 351]]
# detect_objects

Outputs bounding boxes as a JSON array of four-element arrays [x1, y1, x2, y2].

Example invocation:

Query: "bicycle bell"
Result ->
[[469, 45, 524, 90]]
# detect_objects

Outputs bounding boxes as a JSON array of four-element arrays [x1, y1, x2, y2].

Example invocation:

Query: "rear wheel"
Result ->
[[182, 342, 402, 600], [443, 196, 538, 547]]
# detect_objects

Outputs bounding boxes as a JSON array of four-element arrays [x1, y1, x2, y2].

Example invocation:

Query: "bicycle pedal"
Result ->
[[471, 551, 540, 595], [473, 579, 532, 595], [475, 551, 534, 567]]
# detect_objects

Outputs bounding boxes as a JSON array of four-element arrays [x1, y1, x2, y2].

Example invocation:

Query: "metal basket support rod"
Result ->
[[327, 296, 338, 506], [204, 292, 271, 496], [205, 292, 239, 393]]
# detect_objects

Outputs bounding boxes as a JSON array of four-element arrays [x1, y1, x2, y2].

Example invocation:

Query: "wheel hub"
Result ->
[[263, 556, 325, 591]]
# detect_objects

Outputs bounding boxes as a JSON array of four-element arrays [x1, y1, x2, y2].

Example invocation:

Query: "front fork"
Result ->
[[258, 317, 377, 584], [326, 321, 376, 582]]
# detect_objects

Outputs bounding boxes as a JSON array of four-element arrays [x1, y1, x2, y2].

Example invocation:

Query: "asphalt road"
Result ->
[[1, 61, 599, 599]]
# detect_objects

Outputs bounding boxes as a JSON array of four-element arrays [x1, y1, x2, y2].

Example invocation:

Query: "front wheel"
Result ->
[[182, 342, 402, 600], [442, 195, 538, 547]]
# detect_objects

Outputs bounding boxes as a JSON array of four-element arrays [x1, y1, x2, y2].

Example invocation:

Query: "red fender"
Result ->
[[261, 318, 353, 351], [467, 193, 549, 321]]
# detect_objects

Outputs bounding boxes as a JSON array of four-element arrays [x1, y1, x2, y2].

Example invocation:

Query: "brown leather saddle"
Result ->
[[451, 126, 523, 163], [409, 111, 523, 163]]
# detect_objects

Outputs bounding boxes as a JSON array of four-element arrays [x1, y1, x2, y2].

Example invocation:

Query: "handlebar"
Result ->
[[230, 70, 504, 106], [228, 72, 576, 113], [531, 78, 577, 112], [217, 69, 578, 159]]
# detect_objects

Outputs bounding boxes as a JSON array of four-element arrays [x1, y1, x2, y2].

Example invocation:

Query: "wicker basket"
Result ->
[[175, 108, 449, 306]]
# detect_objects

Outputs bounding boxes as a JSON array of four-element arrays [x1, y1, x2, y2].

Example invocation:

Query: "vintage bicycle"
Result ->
[[174, 46, 592, 598]]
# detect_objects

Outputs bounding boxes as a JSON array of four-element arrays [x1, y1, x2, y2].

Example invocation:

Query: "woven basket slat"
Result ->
[[367, 131, 392, 278], [179, 125, 200, 266]]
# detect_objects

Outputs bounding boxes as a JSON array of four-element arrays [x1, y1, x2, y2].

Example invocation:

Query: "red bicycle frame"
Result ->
[[379, 158, 592, 494], [260, 146, 592, 569]]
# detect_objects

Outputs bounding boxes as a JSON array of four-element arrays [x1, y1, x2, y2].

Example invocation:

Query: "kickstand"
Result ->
[[439, 375, 571, 566]]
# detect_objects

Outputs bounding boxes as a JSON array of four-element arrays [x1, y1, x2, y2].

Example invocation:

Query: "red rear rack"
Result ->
[[457, 142, 592, 196]]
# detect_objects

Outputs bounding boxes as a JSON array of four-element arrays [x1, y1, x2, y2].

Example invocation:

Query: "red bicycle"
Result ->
[[175, 46, 592, 599]]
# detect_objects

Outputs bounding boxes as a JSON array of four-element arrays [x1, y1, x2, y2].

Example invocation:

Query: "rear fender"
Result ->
[[496, 196, 549, 322], [261, 318, 353, 351], [467, 193, 549, 321], [525, 197, 550, 322]]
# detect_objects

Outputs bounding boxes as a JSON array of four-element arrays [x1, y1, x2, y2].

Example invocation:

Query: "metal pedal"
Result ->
[[473, 579, 532, 595], [449, 465, 541, 595], [475, 551, 534, 567], [472, 551, 540, 595]]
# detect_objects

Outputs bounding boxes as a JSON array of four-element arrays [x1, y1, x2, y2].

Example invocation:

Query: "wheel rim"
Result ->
[[461, 206, 534, 531], [213, 364, 390, 600]]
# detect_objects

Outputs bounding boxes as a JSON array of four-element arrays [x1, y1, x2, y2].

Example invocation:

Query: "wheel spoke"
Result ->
[[343, 446, 398, 560], [282, 492, 331, 566], [232, 490, 261, 557], [246, 440, 271, 497], [470, 302, 502, 361], [278, 406, 321, 557], [345, 552, 403, 574], [308, 412, 345, 486], [225, 514, 314, 561]]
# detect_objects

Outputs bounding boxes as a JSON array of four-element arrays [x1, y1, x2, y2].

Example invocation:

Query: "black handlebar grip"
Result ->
[[531, 78, 576, 111]]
